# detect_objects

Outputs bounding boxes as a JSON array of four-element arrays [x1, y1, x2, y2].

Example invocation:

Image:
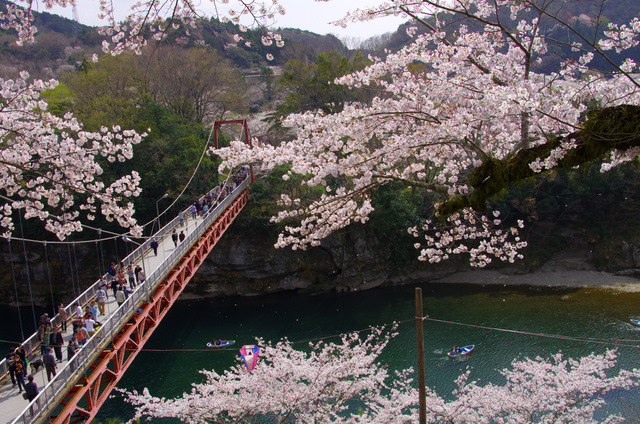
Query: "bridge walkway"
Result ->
[[0, 175, 250, 424]]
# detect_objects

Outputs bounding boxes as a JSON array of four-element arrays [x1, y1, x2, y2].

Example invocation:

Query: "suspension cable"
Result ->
[[18, 213, 37, 331], [8, 238, 25, 341], [66, 243, 78, 298], [44, 241, 56, 315]]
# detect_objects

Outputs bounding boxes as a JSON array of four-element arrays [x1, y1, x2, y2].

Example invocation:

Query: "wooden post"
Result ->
[[415, 287, 427, 424]]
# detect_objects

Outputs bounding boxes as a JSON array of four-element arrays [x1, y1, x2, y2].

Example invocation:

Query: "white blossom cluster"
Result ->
[[409, 209, 526, 267], [358, 348, 640, 424], [529, 137, 578, 173], [601, 17, 640, 54], [0, 1, 35, 45], [123, 325, 640, 424], [601, 146, 640, 172], [0, 72, 144, 239], [97, 0, 285, 56], [214, 0, 640, 267]]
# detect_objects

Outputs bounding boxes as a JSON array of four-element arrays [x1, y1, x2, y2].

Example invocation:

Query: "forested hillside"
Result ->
[[0, 0, 350, 78]]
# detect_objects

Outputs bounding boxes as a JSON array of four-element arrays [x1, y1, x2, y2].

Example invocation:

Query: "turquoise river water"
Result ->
[[3, 282, 640, 422], [89, 282, 640, 422]]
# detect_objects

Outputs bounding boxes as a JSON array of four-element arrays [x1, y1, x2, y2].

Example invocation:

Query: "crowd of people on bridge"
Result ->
[[3, 167, 251, 406], [4, 257, 147, 403], [189, 167, 250, 221]]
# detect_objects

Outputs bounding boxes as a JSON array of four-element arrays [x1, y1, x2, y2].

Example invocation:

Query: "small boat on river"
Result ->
[[207, 339, 236, 348], [630, 319, 640, 326], [448, 345, 475, 357]]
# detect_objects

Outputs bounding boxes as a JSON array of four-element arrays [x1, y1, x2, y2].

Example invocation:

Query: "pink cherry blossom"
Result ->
[[123, 326, 640, 424]]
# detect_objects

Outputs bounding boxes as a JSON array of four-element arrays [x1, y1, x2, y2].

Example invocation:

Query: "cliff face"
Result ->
[[183, 224, 460, 299], [5, 209, 640, 306], [183, 213, 640, 298]]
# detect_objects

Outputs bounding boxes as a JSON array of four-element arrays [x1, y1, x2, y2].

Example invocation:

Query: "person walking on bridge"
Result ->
[[115, 286, 126, 307], [171, 229, 178, 248], [67, 338, 79, 361], [14, 356, 26, 393], [117, 268, 126, 289], [127, 264, 137, 289], [57, 303, 69, 332], [110, 277, 119, 298], [150, 238, 159, 256], [50, 326, 64, 362], [43, 347, 57, 382], [108, 262, 117, 281], [74, 303, 83, 320], [24, 374, 38, 402], [6, 348, 16, 387], [96, 287, 107, 316], [135, 265, 145, 285]]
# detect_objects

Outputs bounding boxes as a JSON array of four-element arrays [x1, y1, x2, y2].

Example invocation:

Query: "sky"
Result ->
[[44, 0, 409, 42]]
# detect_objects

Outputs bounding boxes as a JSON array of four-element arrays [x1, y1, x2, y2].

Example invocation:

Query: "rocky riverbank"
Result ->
[[433, 248, 640, 291], [181, 242, 640, 300]]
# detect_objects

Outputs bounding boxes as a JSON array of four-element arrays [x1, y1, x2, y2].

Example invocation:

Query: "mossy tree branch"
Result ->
[[437, 104, 640, 216]]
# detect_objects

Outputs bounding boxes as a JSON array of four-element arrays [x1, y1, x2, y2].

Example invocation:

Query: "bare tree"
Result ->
[[145, 46, 248, 123]]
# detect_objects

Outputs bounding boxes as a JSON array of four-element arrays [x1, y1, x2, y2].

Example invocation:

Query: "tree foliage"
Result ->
[[143, 46, 248, 123], [275, 51, 371, 118]]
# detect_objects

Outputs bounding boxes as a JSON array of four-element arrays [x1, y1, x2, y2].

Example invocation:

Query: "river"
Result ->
[[74, 282, 640, 422]]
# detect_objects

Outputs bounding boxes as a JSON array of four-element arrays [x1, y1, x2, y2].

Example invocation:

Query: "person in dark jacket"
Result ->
[[50, 326, 64, 362], [24, 375, 38, 402], [171, 229, 178, 248], [150, 238, 159, 256], [43, 347, 57, 382], [67, 339, 79, 361], [107, 262, 117, 285], [14, 358, 26, 393]]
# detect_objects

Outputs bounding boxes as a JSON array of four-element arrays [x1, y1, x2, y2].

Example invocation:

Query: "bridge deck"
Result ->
[[0, 176, 249, 424]]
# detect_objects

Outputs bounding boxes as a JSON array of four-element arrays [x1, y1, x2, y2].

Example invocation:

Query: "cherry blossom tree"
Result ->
[[2, 1, 639, 253], [0, 71, 144, 239], [123, 325, 398, 424], [213, 0, 640, 267], [0, 1, 286, 56], [369, 349, 640, 424], [123, 326, 640, 424]]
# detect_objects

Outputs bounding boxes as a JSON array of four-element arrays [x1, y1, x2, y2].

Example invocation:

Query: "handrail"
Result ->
[[5, 173, 250, 424]]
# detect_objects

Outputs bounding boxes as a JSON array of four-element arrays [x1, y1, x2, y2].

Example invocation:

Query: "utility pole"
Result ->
[[415, 287, 427, 424]]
